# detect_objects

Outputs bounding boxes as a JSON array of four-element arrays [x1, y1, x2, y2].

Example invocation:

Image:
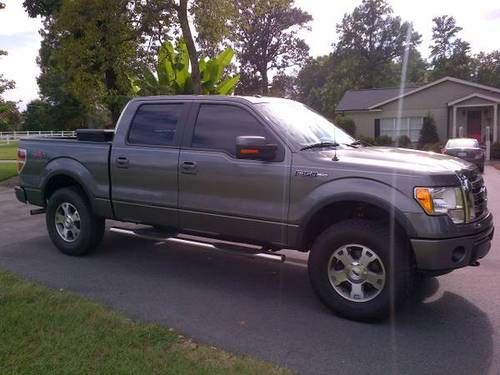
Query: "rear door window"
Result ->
[[128, 103, 183, 146]]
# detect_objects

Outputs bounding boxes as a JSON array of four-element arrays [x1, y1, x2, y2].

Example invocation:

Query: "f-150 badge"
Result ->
[[295, 170, 328, 177]]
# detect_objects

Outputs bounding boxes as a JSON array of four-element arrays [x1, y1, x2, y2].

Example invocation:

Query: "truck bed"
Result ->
[[17, 136, 113, 215]]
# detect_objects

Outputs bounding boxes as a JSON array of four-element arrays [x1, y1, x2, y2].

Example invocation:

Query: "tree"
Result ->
[[474, 50, 500, 88], [0, 3, 15, 96], [429, 15, 473, 80], [335, 0, 421, 88], [417, 115, 439, 149], [230, 0, 312, 95], [0, 101, 22, 131]]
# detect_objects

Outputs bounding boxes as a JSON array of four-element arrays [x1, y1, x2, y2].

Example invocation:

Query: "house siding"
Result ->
[[339, 80, 500, 143]]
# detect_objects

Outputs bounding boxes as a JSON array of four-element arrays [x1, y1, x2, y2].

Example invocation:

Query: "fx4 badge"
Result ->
[[295, 170, 328, 177]]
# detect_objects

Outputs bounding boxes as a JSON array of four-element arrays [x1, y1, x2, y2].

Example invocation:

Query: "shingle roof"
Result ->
[[336, 86, 419, 112]]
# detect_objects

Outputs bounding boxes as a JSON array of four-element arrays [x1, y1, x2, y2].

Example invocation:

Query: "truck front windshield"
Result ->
[[256, 101, 355, 148]]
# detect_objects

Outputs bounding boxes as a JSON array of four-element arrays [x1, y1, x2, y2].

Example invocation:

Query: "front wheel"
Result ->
[[46, 187, 105, 256], [308, 219, 413, 321]]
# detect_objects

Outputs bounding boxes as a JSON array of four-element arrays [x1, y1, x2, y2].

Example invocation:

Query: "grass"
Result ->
[[0, 163, 16, 182], [0, 142, 18, 160], [0, 270, 289, 375]]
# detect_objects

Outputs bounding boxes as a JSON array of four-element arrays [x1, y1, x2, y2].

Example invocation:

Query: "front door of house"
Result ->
[[467, 111, 482, 142]]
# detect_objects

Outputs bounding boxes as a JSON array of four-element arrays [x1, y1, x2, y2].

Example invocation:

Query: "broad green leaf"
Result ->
[[215, 48, 235, 68], [216, 74, 240, 95]]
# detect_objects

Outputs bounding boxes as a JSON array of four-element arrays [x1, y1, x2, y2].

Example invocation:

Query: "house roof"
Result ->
[[336, 86, 419, 112], [336, 76, 500, 112], [448, 93, 500, 106]]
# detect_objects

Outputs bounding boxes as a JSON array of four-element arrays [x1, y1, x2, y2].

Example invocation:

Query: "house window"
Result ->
[[379, 117, 423, 142]]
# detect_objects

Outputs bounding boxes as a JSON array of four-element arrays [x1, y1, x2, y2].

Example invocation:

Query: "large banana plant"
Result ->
[[131, 39, 239, 96]]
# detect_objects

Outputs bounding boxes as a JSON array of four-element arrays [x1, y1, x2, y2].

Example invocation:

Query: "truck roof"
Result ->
[[128, 95, 292, 105]]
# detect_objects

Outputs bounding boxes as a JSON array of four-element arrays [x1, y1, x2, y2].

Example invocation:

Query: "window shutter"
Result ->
[[374, 119, 380, 137]]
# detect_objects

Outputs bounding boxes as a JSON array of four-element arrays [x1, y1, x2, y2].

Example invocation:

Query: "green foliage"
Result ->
[[429, 15, 473, 80], [357, 135, 375, 145], [374, 135, 394, 146], [418, 116, 440, 149], [474, 51, 500, 88], [396, 135, 412, 148], [28, 0, 141, 126], [23, 99, 87, 131], [334, 116, 356, 136], [335, 0, 421, 88], [231, 0, 312, 95], [0, 101, 22, 131], [491, 142, 500, 160], [133, 39, 240, 96]]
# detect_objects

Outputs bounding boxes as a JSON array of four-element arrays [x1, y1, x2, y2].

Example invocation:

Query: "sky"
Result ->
[[0, 0, 499, 110]]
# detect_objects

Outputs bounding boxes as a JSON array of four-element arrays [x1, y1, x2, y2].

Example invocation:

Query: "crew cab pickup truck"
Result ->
[[15, 96, 494, 320]]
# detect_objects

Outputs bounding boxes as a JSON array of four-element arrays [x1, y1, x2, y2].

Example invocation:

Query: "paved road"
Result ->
[[1, 167, 499, 375]]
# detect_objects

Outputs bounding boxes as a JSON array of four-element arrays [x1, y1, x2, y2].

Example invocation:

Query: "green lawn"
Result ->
[[0, 163, 16, 182], [0, 142, 18, 160], [0, 270, 288, 374]]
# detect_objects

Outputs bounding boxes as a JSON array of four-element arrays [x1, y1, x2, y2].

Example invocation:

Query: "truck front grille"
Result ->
[[459, 169, 488, 222]]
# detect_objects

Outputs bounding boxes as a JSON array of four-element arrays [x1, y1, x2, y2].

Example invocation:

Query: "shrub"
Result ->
[[334, 116, 356, 136], [492, 142, 500, 159], [417, 115, 439, 149], [396, 135, 412, 148], [423, 142, 443, 153], [357, 135, 375, 145], [374, 135, 394, 146]]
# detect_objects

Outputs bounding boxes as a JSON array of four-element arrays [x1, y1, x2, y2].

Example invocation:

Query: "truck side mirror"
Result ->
[[236, 136, 277, 161]]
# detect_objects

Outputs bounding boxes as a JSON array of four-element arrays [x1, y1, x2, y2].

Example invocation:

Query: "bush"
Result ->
[[396, 135, 412, 148], [417, 115, 439, 149], [357, 135, 375, 145], [334, 116, 356, 136], [374, 135, 394, 146], [492, 142, 500, 160], [423, 143, 443, 153]]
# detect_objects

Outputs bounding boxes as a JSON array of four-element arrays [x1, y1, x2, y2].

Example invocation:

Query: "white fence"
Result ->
[[0, 130, 76, 143]]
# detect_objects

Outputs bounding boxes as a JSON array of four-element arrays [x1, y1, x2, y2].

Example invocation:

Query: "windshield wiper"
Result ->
[[300, 142, 340, 151]]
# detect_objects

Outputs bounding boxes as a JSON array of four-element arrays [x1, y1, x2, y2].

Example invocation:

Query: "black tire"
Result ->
[[308, 219, 413, 321], [479, 165, 484, 174], [46, 187, 105, 256]]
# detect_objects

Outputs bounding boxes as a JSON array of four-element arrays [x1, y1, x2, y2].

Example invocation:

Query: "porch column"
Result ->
[[494, 103, 498, 142], [452, 105, 457, 138]]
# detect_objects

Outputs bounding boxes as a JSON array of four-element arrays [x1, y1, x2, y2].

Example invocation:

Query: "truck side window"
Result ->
[[191, 104, 267, 156], [128, 104, 183, 146]]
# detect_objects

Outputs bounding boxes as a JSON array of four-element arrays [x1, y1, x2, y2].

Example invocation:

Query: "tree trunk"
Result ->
[[178, 0, 201, 94], [105, 68, 121, 127], [259, 67, 269, 95]]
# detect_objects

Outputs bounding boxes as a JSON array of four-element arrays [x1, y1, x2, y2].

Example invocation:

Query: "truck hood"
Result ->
[[307, 146, 473, 175]]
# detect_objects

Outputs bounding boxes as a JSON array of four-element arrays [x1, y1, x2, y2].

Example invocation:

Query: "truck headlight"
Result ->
[[414, 187, 465, 224]]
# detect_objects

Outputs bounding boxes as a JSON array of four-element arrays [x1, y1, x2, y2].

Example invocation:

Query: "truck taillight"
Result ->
[[17, 148, 26, 174]]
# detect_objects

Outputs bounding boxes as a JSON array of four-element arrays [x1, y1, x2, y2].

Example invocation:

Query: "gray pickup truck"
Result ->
[[15, 95, 494, 320]]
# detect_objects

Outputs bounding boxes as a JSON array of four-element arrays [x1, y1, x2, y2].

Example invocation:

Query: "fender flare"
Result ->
[[295, 179, 419, 248], [41, 157, 97, 208]]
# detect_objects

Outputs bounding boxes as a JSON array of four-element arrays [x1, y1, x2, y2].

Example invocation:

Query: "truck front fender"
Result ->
[[291, 178, 422, 249]]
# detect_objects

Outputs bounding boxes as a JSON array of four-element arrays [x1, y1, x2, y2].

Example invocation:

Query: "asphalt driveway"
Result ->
[[1, 167, 499, 375]]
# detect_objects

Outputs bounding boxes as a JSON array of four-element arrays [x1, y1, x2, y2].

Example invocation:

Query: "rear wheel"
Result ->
[[46, 187, 105, 256], [308, 219, 413, 321]]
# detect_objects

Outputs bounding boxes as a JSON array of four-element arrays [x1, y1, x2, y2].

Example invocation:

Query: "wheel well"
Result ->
[[302, 201, 409, 250], [44, 175, 88, 204]]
